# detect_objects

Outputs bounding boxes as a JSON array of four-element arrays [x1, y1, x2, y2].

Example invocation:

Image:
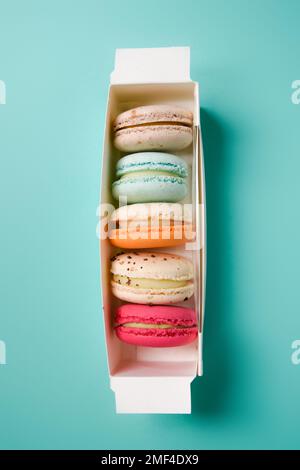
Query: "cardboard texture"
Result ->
[[100, 47, 206, 413]]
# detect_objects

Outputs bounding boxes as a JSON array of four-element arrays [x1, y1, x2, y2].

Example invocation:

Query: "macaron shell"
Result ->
[[110, 251, 194, 281], [110, 202, 192, 224], [111, 280, 194, 304], [109, 224, 195, 249], [116, 304, 197, 325], [115, 325, 198, 347], [115, 152, 188, 178], [112, 174, 187, 204], [114, 105, 193, 131], [114, 125, 192, 152]]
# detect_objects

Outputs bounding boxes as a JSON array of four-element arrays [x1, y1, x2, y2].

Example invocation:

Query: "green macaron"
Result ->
[[112, 152, 188, 204]]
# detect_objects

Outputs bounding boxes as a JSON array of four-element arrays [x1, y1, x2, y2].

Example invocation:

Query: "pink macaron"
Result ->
[[115, 304, 198, 348]]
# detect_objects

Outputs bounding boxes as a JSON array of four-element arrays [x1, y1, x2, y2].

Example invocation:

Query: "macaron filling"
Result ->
[[114, 220, 188, 230], [118, 322, 196, 330], [114, 172, 186, 188], [116, 121, 192, 131], [113, 175, 185, 189], [121, 322, 177, 329], [116, 163, 188, 179], [112, 275, 188, 289], [119, 170, 182, 180]]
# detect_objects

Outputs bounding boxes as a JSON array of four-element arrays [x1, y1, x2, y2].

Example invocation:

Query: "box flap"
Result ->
[[111, 47, 191, 84], [111, 377, 193, 414], [193, 125, 206, 376]]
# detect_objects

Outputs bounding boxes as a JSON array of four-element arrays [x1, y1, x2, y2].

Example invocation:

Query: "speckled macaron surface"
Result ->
[[112, 152, 188, 204], [113, 105, 193, 152], [110, 251, 194, 304]]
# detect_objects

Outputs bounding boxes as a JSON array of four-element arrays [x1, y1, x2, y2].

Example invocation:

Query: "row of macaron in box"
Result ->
[[109, 104, 198, 348]]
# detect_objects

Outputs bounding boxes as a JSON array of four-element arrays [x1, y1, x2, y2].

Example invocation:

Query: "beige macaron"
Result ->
[[110, 251, 194, 305], [113, 105, 193, 152]]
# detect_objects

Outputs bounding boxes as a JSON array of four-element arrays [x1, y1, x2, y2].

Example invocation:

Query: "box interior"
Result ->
[[100, 82, 201, 378]]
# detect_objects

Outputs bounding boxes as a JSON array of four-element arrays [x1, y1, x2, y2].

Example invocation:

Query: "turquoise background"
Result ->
[[0, 0, 300, 450]]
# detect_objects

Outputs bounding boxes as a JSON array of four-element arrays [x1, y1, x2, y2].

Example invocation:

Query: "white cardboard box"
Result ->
[[100, 47, 206, 414]]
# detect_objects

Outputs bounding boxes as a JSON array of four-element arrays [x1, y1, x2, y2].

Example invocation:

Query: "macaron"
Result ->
[[112, 152, 188, 204], [109, 203, 195, 249], [111, 251, 194, 304], [113, 105, 193, 152], [115, 304, 198, 347]]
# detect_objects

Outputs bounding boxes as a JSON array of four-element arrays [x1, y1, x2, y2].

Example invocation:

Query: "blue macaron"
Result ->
[[112, 152, 188, 204]]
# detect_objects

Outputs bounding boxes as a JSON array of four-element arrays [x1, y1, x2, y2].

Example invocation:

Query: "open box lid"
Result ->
[[111, 376, 194, 414], [110, 47, 191, 84], [110, 360, 197, 414]]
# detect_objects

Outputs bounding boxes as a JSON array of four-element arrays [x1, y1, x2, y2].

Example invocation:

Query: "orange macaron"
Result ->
[[109, 203, 195, 249]]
